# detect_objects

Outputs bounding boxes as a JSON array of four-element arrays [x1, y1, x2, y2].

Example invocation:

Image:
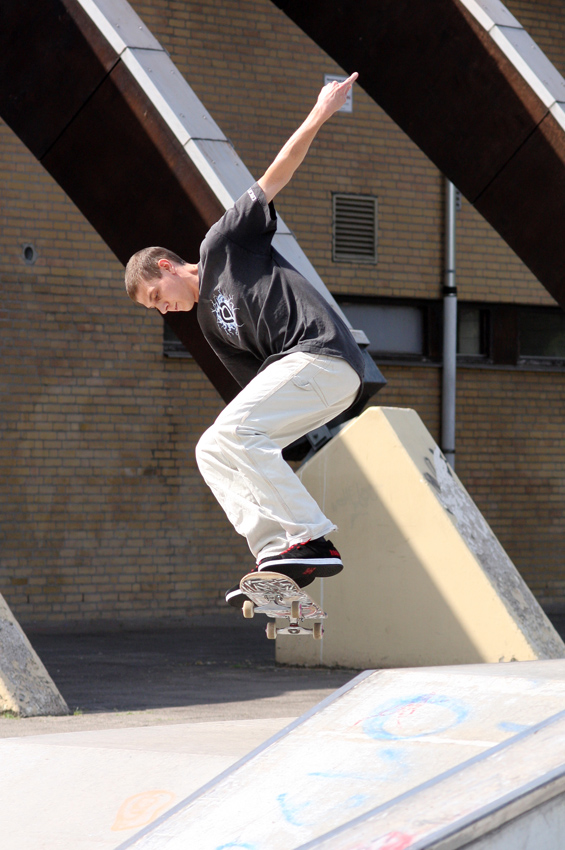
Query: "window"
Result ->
[[163, 321, 191, 358], [338, 298, 565, 371], [340, 301, 424, 357], [457, 306, 490, 359], [161, 294, 565, 373], [519, 308, 565, 360], [333, 194, 378, 263]]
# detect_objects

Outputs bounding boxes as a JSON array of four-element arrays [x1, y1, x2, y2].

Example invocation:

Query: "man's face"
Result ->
[[137, 265, 196, 314]]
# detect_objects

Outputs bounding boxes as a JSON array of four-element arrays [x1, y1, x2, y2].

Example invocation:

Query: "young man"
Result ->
[[125, 73, 364, 607]]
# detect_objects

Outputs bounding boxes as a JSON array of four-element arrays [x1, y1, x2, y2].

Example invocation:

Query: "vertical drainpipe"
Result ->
[[442, 179, 457, 469]]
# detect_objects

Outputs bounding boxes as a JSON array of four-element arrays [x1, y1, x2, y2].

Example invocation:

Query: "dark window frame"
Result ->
[[337, 295, 439, 364], [336, 296, 565, 371]]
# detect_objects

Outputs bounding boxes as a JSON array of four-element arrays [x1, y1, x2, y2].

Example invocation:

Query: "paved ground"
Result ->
[[2, 613, 563, 737], [0, 618, 358, 736]]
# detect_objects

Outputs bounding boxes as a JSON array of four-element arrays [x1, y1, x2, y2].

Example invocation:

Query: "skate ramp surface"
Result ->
[[114, 661, 565, 850], [0, 717, 294, 850]]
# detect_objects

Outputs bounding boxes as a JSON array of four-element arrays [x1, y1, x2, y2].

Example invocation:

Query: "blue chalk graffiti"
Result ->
[[381, 747, 404, 762], [345, 793, 371, 809], [364, 694, 469, 741], [278, 788, 370, 828], [216, 844, 256, 850], [278, 793, 312, 827], [498, 721, 531, 734]]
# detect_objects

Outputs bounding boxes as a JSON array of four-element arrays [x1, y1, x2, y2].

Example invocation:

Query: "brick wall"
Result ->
[[1, 0, 565, 627], [456, 366, 565, 608], [0, 117, 250, 627]]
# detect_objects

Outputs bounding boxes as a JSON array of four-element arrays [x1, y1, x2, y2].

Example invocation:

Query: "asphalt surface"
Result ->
[[0, 617, 358, 737], [2, 613, 564, 738]]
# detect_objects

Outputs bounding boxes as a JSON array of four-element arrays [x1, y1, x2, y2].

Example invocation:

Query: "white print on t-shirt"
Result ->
[[212, 292, 240, 337], [247, 187, 257, 202]]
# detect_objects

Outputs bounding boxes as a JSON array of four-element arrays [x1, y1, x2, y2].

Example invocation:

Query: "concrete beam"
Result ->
[[0, 0, 383, 407], [277, 407, 565, 668], [271, 0, 565, 309], [0, 594, 69, 717]]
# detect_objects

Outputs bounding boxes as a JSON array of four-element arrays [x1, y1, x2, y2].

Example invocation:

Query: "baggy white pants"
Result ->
[[195, 352, 361, 562]]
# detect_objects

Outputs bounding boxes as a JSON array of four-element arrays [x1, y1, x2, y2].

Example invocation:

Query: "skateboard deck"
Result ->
[[239, 571, 326, 640]]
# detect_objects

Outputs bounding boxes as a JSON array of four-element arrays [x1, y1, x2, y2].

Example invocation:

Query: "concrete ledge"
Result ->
[[277, 407, 565, 668], [0, 594, 69, 716]]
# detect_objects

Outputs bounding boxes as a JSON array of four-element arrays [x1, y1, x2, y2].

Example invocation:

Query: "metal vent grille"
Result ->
[[333, 193, 378, 263]]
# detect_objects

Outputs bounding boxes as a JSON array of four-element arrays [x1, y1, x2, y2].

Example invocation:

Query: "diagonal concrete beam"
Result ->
[[271, 0, 565, 309], [0, 0, 383, 405], [0, 594, 69, 717]]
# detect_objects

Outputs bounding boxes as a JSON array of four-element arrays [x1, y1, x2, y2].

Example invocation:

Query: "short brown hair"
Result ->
[[124, 247, 186, 303]]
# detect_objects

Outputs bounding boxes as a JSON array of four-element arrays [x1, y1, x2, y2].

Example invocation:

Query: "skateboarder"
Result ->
[[125, 73, 364, 608]]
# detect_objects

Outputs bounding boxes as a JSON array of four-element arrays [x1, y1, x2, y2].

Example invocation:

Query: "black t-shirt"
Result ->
[[197, 182, 365, 390]]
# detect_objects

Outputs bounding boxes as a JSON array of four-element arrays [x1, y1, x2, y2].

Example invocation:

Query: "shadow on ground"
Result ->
[[25, 622, 358, 715], [3, 615, 562, 735]]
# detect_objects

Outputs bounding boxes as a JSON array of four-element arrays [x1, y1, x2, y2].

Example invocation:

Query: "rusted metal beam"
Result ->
[[0, 0, 386, 409], [271, 0, 565, 309], [0, 0, 238, 401]]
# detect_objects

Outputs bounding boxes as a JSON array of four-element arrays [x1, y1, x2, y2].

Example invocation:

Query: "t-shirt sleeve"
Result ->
[[213, 182, 277, 253]]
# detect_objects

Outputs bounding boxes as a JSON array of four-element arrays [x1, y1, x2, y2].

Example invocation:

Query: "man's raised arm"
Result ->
[[258, 73, 358, 204]]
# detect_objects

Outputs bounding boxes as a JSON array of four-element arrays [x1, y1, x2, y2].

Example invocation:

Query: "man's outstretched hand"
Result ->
[[316, 72, 359, 119], [258, 72, 359, 204]]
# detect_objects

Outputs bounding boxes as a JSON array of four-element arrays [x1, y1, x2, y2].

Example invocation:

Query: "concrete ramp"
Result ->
[[297, 702, 565, 849], [0, 717, 293, 850], [276, 407, 564, 669], [114, 661, 565, 850]]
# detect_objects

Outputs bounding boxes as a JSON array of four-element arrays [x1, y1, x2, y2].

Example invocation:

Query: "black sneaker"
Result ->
[[224, 567, 316, 609], [256, 537, 343, 584], [225, 583, 251, 609]]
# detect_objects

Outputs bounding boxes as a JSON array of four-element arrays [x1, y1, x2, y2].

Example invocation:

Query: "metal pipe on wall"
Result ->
[[442, 179, 457, 468]]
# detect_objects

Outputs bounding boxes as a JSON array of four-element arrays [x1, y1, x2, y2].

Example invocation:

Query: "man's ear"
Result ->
[[157, 257, 174, 273]]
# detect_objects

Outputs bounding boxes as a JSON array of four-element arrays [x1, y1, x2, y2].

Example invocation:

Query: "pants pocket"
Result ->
[[291, 373, 330, 407]]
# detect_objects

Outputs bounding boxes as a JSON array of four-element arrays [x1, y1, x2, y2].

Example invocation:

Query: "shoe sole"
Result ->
[[225, 586, 248, 609], [257, 558, 343, 578]]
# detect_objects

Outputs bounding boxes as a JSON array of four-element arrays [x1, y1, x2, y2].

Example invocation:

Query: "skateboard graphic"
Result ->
[[239, 571, 326, 640]]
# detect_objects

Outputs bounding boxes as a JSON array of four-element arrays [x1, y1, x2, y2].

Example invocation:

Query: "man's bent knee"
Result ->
[[195, 419, 242, 470], [195, 426, 217, 471]]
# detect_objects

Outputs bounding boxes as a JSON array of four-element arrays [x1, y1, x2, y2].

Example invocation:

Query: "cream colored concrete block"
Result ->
[[276, 407, 565, 668], [0, 594, 69, 716]]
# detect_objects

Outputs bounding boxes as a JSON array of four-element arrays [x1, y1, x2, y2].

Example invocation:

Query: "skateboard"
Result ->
[[239, 571, 326, 640]]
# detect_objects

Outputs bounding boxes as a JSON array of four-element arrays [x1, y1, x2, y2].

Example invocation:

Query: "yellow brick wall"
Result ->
[[0, 116, 250, 627], [1, 0, 565, 626], [456, 367, 565, 607]]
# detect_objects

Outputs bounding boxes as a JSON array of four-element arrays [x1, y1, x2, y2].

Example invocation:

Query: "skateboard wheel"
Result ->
[[291, 599, 300, 620], [313, 622, 323, 640], [242, 600, 254, 619], [266, 621, 276, 640]]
